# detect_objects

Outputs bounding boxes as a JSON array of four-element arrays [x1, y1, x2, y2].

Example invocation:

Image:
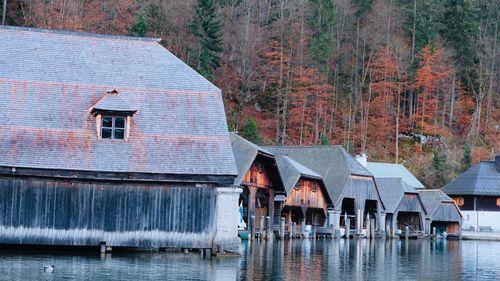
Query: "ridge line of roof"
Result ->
[[0, 25, 161, 42], [264, 145, 344, 149]]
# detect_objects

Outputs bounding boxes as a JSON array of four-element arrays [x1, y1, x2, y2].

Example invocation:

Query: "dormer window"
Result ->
[[102, 116, 126, 139], [90, 90, 137, 141]]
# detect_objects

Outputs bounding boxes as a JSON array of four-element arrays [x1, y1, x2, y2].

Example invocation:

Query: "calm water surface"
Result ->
[[0, 240, 498, 280]]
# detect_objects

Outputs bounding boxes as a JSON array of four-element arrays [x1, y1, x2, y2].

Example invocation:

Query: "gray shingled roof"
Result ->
[[274, 155, 320, 190], [265, 146, 383, 210], [366, 162, 425, 189], [442, 160, 500, 196], [92, 91, 137, 113], [0, 26, 237, 176], [417, 190, 462, 222], [0, 26, 219, 92], [230, 133, 274, 186], [375, 178, 425, 213]]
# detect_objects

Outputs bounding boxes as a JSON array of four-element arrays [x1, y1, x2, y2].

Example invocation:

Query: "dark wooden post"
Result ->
[[248, 186, 257, 240], [268, 189, 274, 238]]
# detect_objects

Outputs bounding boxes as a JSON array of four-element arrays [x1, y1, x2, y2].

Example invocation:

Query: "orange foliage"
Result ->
[[21, 0, 135, 35], [362, 48, 400, 155], [413, 46, 453, 136], [287, 66, 333, 145]]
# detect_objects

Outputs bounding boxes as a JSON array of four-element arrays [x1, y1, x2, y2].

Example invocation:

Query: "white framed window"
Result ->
[[101, 116, 126, 140]]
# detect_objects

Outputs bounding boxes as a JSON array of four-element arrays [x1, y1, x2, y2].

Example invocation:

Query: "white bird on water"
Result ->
[[43, 265, 55, 273]]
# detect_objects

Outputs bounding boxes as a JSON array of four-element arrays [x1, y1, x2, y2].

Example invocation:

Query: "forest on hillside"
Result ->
[[1, 0, 498, 188]]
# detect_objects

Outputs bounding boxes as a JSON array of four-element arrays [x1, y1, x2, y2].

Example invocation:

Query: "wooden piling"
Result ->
[[346, 218, 351, 239], [250, 215, 255, 240], [366, 217, 371, 239], [405, 226, 410, 239], [370, 219, 375, 239], [265, 216, 272, 239], [260, 216, 265, 239], [279, 217, 285, 239]]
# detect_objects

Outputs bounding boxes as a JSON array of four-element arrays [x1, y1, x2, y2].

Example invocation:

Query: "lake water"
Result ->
[[0, 239, 499, 280]]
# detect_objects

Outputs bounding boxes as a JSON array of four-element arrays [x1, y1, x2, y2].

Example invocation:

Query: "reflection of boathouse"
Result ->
[[272, 155, 333, 234], [417, 190, 462, 237], [375, 178, 427, 236], [230, 133, 285, 238], [266, 146, 385, 236]]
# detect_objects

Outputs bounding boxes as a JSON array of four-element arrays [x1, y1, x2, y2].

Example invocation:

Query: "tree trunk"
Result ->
[[449, 72, 456, 127]]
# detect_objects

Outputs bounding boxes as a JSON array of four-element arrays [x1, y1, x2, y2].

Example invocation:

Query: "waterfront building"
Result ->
[[0, 26, 241, 252], [442, 155, 500, 232], [265, 146, 386, 236], [273, 155, 333, 236], [417, 190, 462, 237], [374, 178, 427, 236], [230, 133, 286, 239]]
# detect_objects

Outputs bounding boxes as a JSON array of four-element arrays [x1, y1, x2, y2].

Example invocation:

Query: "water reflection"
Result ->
[[238, 239, 487, 280], [0, 240, 499, 280]]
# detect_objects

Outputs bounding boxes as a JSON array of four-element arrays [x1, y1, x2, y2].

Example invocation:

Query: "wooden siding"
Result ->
[[0, 175, 217, 248], [285, 179, 327, 211], [242, 162, 272, 188]]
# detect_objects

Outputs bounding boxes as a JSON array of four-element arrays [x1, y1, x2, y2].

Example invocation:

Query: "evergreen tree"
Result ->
[[189, 0, 223, 81], [241, 118, 261, 145], [432, 151, 448, 187], [320, 134, 329, 145], [130, 12, 149, 37], [398, 0, 445, 61], [461, 144, 472, 172], [441, 0, 478, 70], [309, 0, 335, 73], [352, 0, 373, 18]]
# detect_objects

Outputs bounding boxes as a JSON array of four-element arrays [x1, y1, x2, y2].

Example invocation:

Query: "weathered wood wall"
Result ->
[[0, 175, 217, 248], [242, 162, 272, 188], [285, 179, 327, 210]]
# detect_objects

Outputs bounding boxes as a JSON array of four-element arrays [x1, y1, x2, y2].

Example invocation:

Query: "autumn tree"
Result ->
[[362, 48, 400, 159], [413, 45, 453, 136]]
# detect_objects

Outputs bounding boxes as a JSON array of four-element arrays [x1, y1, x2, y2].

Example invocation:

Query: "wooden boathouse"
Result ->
[[417, 190, 462, 238], [273, 155, 333, 237], [375, 178, 427, 237], [266, 146, 386, 237], [230, 133, 286, 239], [442, 155, 500, 232], [0, 26, 241, 252]]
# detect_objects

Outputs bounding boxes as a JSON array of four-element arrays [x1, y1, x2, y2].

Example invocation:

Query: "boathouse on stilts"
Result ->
[[417, 190, 462, 238], [265, 146, 386, 238], [0, 26, 241, 253], [272, 155, 333, 238], [230, 133, 286, 240], [375, 178, 427, 238]]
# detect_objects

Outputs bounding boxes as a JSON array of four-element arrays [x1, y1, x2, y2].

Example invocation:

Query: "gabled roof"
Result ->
[[366, 162, 425, 189], [274, 155, 321, 191], [91, 90, 137, 114], [417, 190, 462, 222], [0, 26, 237, 177], [265, 145, 380, 208], [230, 133, 273, 186], [442, 160, 500, 196], [375, 178, 419, 213]]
